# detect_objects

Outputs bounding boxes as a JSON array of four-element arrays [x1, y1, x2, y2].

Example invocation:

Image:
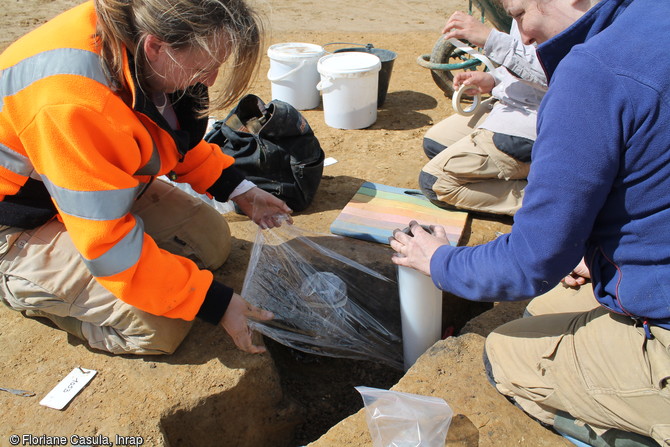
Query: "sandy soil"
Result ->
[[1, 0, 516, 445]]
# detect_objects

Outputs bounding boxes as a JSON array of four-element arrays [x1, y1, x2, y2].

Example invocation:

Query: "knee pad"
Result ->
[[418, 171, 439, 200], [482, 348, 497, 388], [418, 171, 456, 210], [423, 138, 446, 159]]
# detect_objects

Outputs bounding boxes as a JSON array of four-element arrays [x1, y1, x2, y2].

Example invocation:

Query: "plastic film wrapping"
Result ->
[[242, 223, 403, 369]]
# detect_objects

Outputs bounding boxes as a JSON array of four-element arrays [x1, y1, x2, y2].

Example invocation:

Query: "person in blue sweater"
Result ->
[[391, 0, 670, 443]]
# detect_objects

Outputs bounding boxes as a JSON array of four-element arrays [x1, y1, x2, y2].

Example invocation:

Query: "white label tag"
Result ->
[[39, 367, 97, 410]]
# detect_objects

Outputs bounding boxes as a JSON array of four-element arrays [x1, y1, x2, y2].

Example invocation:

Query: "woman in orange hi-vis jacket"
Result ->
[[0, 0, 292, 355]]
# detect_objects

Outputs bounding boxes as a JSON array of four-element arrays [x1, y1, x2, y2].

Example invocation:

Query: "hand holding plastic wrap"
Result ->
[[242, 222, 403, 369], [356, 386, 454, 447]]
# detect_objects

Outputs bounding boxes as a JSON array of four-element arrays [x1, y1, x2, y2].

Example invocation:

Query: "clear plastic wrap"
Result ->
[[242, 223, 403, 369]]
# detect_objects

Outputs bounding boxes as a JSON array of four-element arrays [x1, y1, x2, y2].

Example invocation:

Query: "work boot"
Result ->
[[23, 309, 85, 340], [553, 411, 658, 447]]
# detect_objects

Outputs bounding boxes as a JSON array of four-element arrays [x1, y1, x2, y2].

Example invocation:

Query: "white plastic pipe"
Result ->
[[397, 265, 443, 370]]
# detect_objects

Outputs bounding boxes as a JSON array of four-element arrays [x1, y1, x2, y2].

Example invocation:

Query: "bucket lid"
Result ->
[[333, 47, 397, 63], [267, 42, 325, 61], [317, 52, 381, 78]]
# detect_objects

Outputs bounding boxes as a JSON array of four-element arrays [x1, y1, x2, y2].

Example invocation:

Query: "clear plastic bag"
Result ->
[[159, 175, 234, 214], [242, 223, 403, 369], [356, 386, 454, 447]]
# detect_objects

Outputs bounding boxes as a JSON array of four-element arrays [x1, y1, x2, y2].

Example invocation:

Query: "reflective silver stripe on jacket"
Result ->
[[1, 48, 150, 277], [82, 216, 145, 277], [41, 176, 142, 220], [0, 141, 34, 177], [0, 48, 110, 179], [0, 48, 109, 113], [1, 47, 161, 179], [134, 143, 161, 176]]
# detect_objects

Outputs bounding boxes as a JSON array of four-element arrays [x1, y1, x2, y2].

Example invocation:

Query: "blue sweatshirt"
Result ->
[[430, 0, 670, 330]]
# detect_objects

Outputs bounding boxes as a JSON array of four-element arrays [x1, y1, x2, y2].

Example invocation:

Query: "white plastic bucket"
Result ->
[[397, 265, 443, 371], [267, 42, 325, 110], [317, 52, 381, 129]]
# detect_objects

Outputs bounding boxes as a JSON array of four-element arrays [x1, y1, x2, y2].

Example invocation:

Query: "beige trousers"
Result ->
[[425, 102, 491, 148], [0, 179, 232, 355], [485, 283, 670, 445], [422, 111, 530, 216]]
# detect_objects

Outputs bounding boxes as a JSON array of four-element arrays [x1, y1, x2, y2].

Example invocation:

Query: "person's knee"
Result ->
[[419, 170, 460, 210], [418, 171, 447, 207], [181, 201, 232, 270], [132, 329, 189, 355], [484, 333, 501, 379], [197, 202, 232, 267], [419, 170, 438, 199], [423, 137, 446, 159], [482, 348, 497, 388], [137, 181, 231, 270], [483, 329, 518, 390]]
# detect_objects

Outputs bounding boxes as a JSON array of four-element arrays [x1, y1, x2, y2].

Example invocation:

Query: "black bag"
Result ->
[[205, 94, 325, 212]]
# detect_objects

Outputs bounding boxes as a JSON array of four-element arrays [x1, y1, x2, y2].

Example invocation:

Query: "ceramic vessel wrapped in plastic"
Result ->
[[242, 221, 403, 369]]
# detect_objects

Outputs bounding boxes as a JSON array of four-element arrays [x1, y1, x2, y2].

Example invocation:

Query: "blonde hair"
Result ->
[[94, 0, 263, 112]]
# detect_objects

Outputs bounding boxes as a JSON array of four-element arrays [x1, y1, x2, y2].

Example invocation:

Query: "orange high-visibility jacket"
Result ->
[[0, 2, 241, 321]]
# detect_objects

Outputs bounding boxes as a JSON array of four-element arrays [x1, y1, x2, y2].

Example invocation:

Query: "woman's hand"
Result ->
[[231, 186, 293, 229], [442, 11, 493, 47], [219, 293, 273, 354], [562, 258, 591, 288], [389, 220, 450, 276], [453, 71, 496, 94]]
